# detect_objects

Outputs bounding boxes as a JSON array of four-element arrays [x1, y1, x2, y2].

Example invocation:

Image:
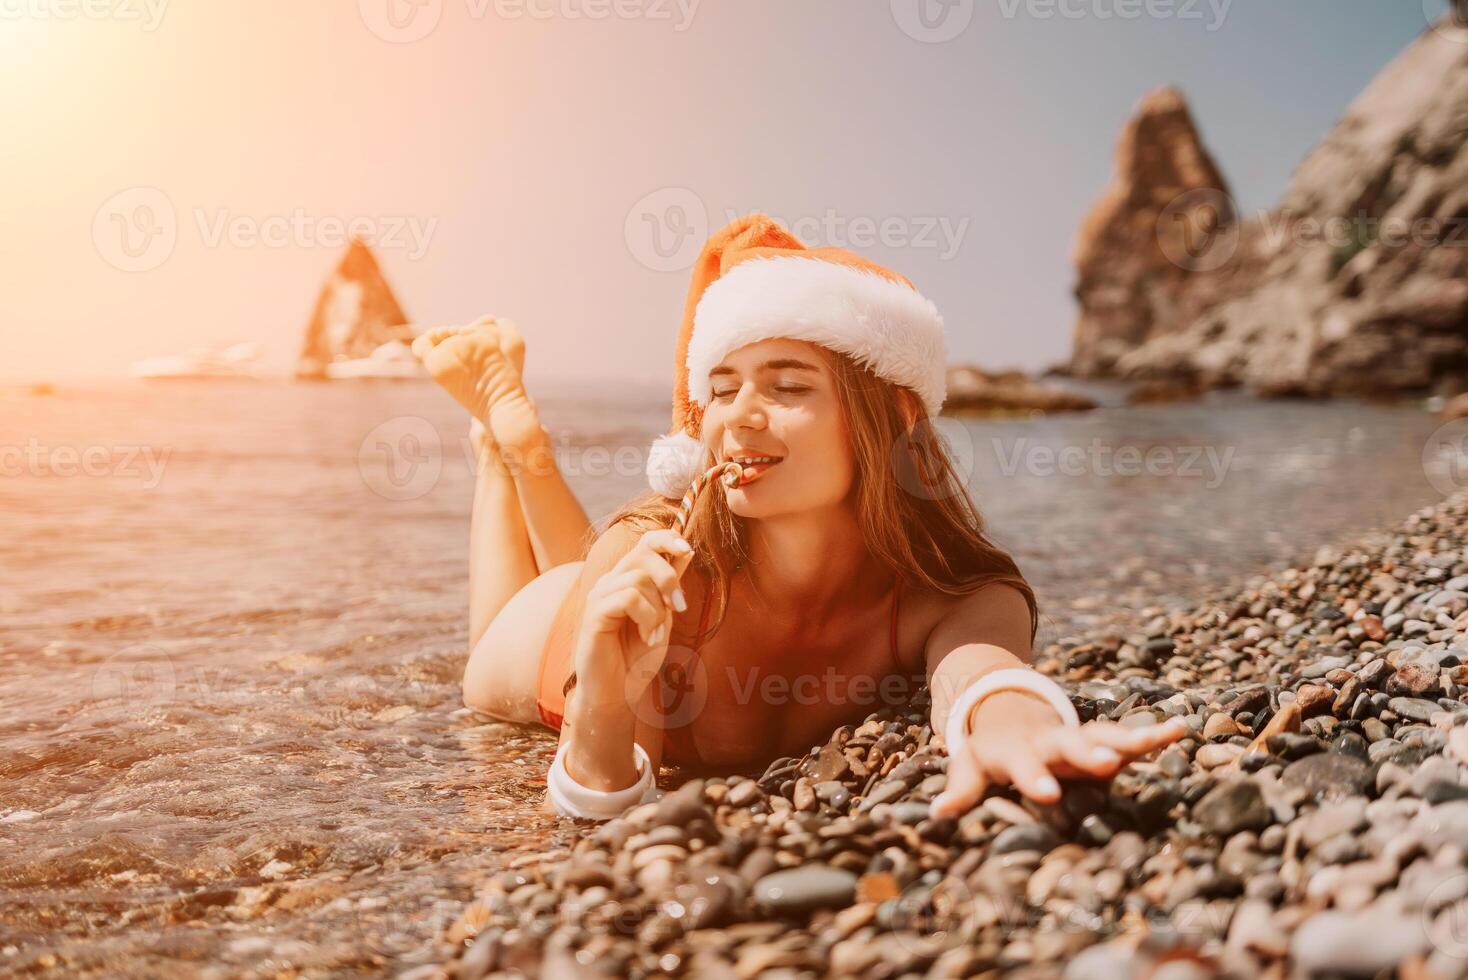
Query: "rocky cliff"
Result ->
[[1069, 86, 1238, 377], [1071, 15, 1468, 397], [295, 240, 415, 380]]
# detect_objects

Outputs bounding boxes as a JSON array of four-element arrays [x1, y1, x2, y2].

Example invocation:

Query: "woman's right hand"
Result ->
[[575, 528, 696, 708]]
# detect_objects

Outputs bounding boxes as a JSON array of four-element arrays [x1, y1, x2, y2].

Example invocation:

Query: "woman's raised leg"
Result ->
[[478, 319, 594, 576], [413, 317, 595, 724]]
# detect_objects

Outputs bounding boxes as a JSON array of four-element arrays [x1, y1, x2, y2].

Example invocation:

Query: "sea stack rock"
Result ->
[[294, 239, 415, 380], [1093, 17, 1468, 396], [1069, 86, 1238, 378]]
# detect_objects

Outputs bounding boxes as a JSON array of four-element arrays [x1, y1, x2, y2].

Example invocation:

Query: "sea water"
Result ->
[[0, 378, 1450, 972]]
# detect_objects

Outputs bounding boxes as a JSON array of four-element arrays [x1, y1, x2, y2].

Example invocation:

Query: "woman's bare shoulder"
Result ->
[[895, 579, 1032, 672]]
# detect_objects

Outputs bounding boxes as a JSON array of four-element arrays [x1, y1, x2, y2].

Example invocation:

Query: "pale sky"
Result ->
[[0, 1, 1437, 386]]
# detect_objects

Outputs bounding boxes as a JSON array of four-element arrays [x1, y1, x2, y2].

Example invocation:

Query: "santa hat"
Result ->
[[645, 212, 949, 498]]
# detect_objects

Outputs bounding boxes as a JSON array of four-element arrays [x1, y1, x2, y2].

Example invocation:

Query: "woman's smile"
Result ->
[[724, 450, 784, 486]]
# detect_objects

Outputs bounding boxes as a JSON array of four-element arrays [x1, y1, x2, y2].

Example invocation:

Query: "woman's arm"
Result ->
[[924, 583, 1187, 817], [550, 523, 688, 803]]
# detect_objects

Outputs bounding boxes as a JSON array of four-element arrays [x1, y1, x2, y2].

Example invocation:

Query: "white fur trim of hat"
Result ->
[[646, 428, 709, 500], [684, 255, 948, 418]]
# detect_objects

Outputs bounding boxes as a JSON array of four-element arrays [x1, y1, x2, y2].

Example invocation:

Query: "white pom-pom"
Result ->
[[646, 429, 707, 499]]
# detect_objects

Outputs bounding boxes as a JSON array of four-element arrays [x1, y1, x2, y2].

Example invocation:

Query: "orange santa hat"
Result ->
[[645, 212, 950, 498]]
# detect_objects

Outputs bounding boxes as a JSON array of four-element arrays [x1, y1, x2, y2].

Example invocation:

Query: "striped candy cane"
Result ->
[[560, 459, 741, 701], [671, 461, 744, 536]]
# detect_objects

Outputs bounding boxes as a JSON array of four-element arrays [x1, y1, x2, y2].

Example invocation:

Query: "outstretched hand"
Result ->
[[930, 694, 1190, 819]]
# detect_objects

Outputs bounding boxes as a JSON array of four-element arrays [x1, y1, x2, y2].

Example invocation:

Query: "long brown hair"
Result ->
[[590, 347, 1039, 646]]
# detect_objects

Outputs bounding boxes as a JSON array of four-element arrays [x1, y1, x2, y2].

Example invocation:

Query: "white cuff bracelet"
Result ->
[[943, 667, 1080, 754], [547, 740, 661, 820]]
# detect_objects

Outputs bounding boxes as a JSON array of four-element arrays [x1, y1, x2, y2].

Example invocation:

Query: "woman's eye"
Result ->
[[710, 384, 809, 400]]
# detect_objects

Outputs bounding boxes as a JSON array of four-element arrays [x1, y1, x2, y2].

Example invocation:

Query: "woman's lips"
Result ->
[[731, 459, 781, 485]]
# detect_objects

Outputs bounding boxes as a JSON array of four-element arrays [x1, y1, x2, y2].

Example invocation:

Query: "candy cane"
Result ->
[[671, 461, 743, 537], [561, 459, 741, 700]]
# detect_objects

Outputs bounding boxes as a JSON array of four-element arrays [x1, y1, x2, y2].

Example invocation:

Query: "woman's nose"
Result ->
[[727, 383, 767, 428]]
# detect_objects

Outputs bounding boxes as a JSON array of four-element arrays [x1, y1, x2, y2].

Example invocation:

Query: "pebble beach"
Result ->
[[2, 380, 1460, 978], [434, 490, 1468, 980]]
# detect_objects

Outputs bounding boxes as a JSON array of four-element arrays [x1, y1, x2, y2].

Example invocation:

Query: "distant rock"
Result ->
[[1126, 378, 1204, 406], [131, 342, 266, 381], [1070, 87, 1240, 378], [945, 365, 1097, 415], [322, 340, 423, 381], [1072, 17, 1468, 397], [295, 239, 417, 380]]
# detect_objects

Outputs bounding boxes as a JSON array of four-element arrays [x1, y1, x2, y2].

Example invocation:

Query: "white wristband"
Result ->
[[943, 667, 1080, 754], [547, 740, 661, 820]]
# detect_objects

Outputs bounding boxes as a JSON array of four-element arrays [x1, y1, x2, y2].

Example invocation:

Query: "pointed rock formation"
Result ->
[[1069, 86, 1241, 377], [295, 239, 416, 379], [1080, 15, 1468, 396]]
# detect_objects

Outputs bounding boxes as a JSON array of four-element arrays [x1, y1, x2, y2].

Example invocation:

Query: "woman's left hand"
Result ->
[[929, 692, 1190, 819]]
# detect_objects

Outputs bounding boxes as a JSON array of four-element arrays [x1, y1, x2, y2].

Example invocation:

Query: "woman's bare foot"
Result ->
[[412, 317, 546, 458]]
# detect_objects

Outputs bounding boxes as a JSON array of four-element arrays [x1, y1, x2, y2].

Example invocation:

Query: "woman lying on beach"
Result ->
[[415, 214, 1187, 821]]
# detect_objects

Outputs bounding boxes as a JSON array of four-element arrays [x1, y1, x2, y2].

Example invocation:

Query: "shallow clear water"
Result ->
[[0, 379, 1450, 975]]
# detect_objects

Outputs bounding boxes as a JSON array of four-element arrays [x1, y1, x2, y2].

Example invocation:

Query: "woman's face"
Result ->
[[700, 338, 854, 518]]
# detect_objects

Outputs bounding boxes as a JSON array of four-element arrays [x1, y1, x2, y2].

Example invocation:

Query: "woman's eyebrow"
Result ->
[[709, 358, 821, 377]]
